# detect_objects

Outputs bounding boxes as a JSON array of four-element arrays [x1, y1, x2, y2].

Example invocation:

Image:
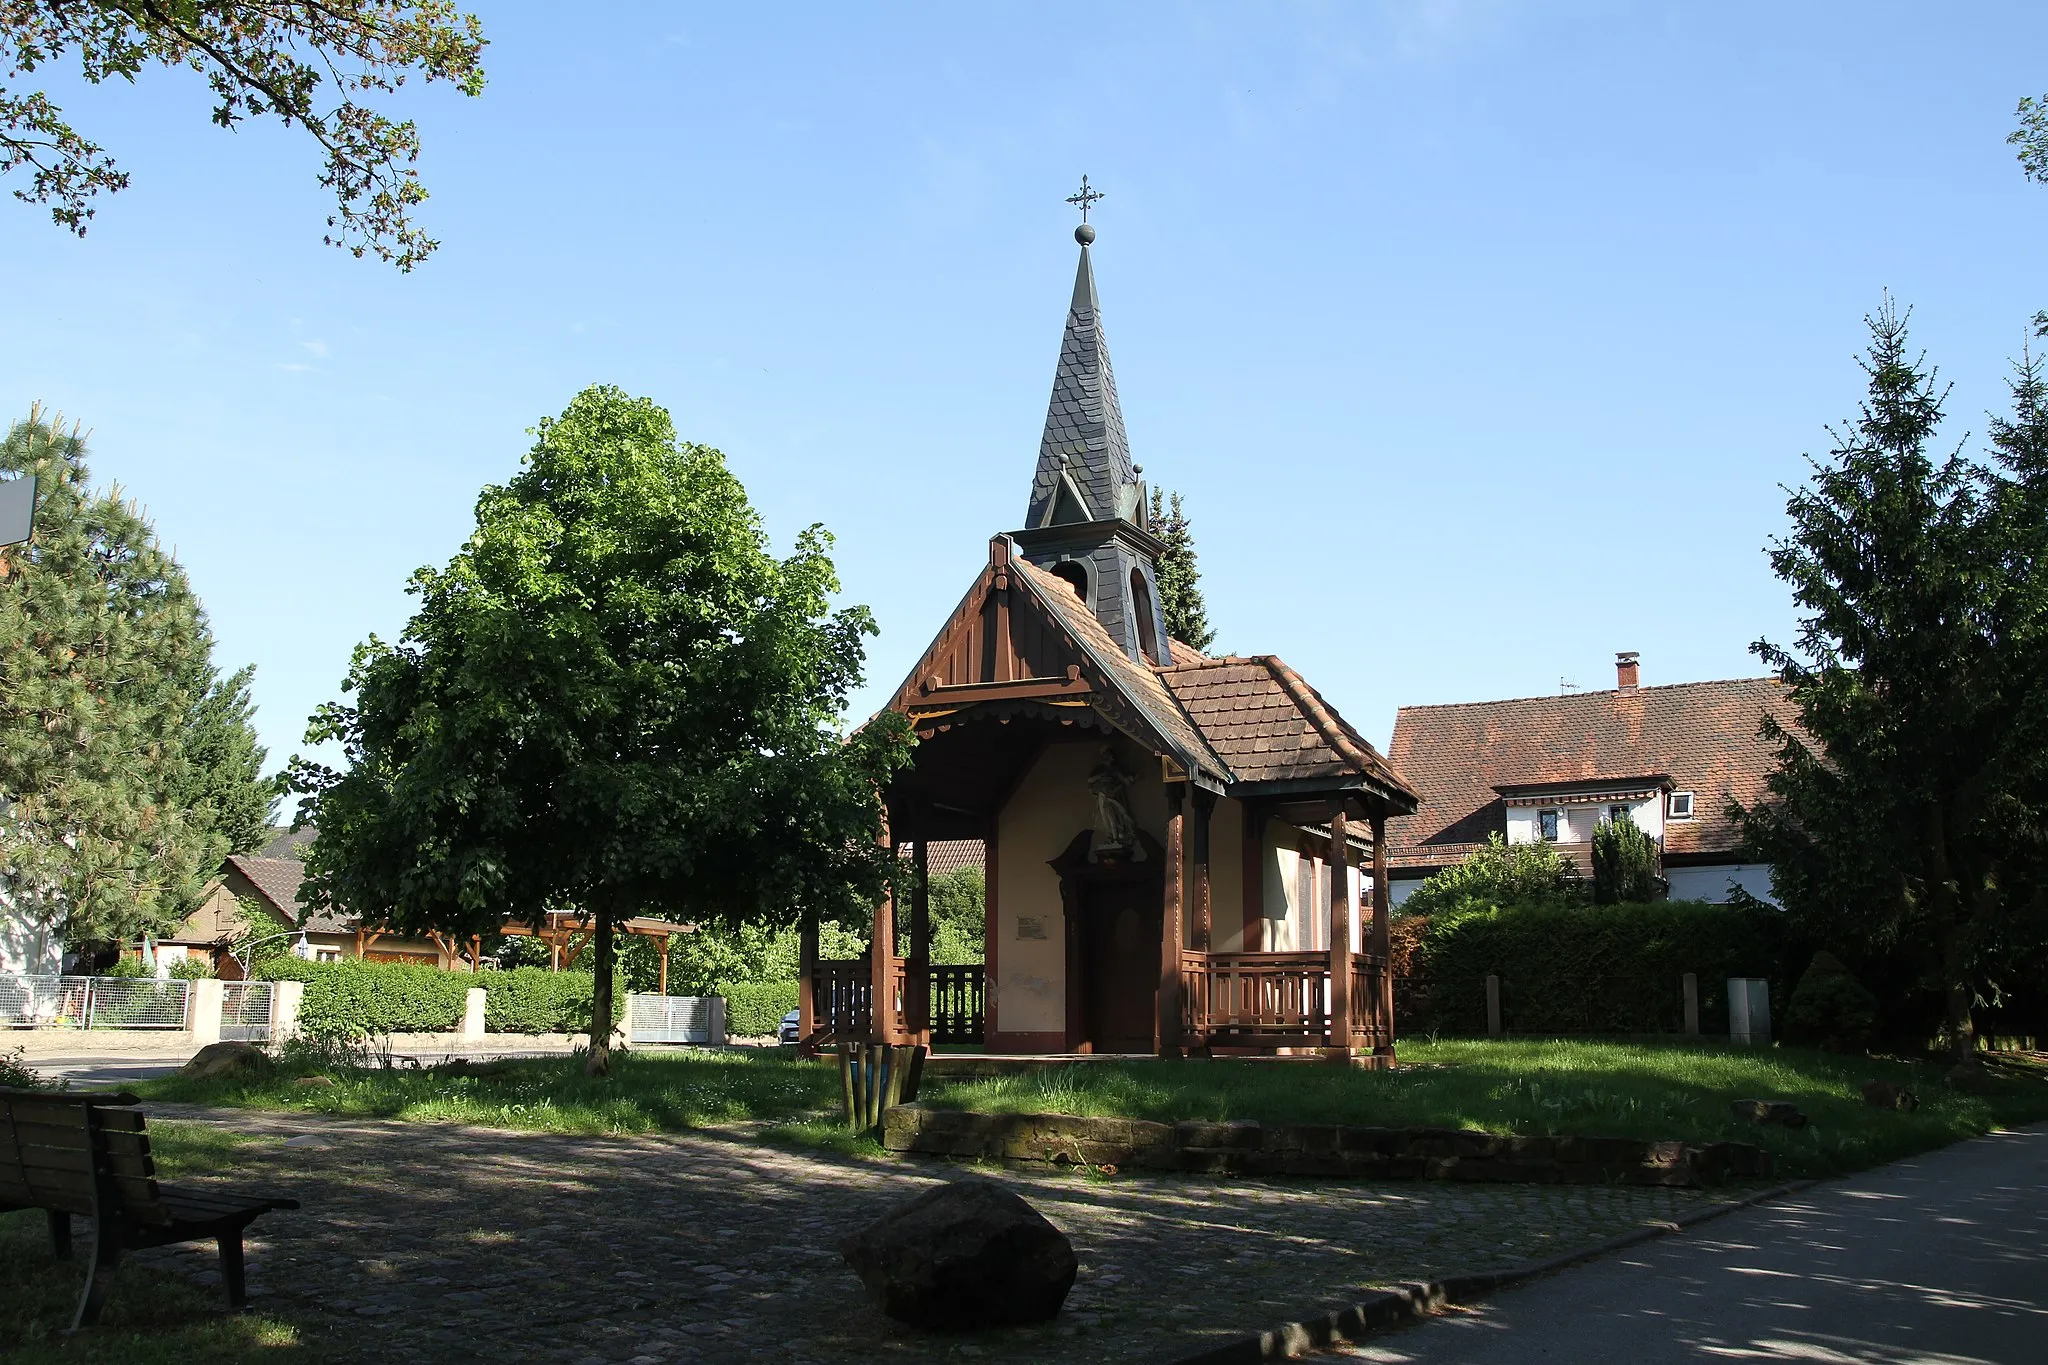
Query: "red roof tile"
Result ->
[[1383, 678, 1796, 871]]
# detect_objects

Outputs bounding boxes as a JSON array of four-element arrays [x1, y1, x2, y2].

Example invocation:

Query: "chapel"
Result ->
[[797, 208, 1418, 1061]]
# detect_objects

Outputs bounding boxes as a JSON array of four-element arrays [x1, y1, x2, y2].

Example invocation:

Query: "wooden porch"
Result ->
[[801, 947, 1391, 1058]]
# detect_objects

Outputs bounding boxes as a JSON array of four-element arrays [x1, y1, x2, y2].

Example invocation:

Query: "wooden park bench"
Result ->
[[0, 1088, 300, 1330]]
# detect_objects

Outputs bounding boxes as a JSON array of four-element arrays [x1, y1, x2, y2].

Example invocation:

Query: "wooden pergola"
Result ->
[[354, 914, 690, 990]]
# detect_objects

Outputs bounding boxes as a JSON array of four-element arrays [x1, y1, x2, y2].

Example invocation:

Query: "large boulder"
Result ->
[[179, 1041, 270, 1080], [838, 1178, 1077, 1329]]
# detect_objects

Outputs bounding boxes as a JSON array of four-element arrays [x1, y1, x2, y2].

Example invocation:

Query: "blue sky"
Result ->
[[4, 2, 2044, 796]]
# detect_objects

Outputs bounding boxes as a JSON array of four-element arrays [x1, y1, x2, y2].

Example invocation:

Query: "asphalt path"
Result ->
[[1339, 1122, 2048, 1365]]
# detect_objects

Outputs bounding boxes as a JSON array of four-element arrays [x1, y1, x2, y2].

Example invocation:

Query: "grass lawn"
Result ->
[[137, 1047, 840, 1135], [1, 1121, 319, 1363], [132, 1040, 2048, 1179], [919, 1040, 2048, 1178]]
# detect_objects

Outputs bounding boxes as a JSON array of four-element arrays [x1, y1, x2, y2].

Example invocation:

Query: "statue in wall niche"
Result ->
[[1087, 746, 1144, 861]]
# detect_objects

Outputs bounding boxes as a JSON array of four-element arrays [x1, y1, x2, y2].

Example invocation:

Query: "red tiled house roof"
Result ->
[[1383, 678, 1796, 873], [1161, 655, 1417, 805]]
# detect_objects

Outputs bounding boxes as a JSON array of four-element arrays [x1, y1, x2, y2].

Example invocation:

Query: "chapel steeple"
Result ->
[[1010, 183, 1173, 668]]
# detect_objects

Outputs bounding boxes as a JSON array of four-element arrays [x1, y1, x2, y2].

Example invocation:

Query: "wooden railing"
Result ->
[[807, 959, 871, 1044], [929, 964, 986, 1045], [805, 959, 986, 1045], [1182, 950, 1390, 1050]]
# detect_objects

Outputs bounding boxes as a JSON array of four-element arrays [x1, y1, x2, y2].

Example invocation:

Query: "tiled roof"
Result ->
[[222, 854, 342, 932], [1383, 678, 1796, 871], [1161, 656, 1418, 809], [258, 825, 315, 860], [1024, 245, 1138, 528], [910, 840, 985, 879], [1011, 555, 1231, 783]]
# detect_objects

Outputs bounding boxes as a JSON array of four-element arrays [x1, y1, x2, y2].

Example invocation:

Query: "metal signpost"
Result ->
[[0, 474, 33, 546]]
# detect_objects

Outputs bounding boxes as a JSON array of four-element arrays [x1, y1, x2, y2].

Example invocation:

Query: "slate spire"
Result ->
[[1024, 229, 1143, 529]]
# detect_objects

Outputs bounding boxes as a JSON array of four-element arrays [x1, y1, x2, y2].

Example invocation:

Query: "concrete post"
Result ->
[[1485, 974, 1503, 1037], [461, 987, 487, 1042], [189, 978, 223, 1046], [272, 979, 305, 1042], [1682, 972, 1700, 1036]]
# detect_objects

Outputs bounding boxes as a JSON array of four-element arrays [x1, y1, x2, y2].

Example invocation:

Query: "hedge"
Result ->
[[723, 981, 799, 1039], [256, 959, 625, 1038], [485, 967, 625, 1035], [1406, 900, 1800, 1037]]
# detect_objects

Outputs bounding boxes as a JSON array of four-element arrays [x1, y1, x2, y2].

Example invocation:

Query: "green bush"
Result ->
[[168, 956, 214, 980], [1412, 900, 1798, 1036], [256, 958, 468, 1037], [1782, 951, 1880, 1053], [1592, 818, 1664, 904], [257, 958, 627, 1037], [484, 967, 625, 1035], [1400, 834, 1584, 918], [724, 980, 800, 1038]]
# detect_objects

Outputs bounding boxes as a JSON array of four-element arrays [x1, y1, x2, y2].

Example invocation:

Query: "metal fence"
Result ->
[[626, 994, 726, 1045], [221, 980, 275, 1042], [0, 975, 192, 1030]]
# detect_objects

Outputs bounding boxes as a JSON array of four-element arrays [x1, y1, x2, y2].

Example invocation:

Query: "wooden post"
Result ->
[[1486, 974, 1503, 1037], [656, 934, 669, 997], [1241, 798, 1265, 952], [1189, 787, 1215, 1056], [911, 833, 932, 1046], [1158, 785, 1185, 1058], [871, 832, 899, 1045], [1683, 972, 1700, 1036], [1326, 807, 1353, 1060], [1372, 809, 1395, 1059], [798, 906, 819, 1048]]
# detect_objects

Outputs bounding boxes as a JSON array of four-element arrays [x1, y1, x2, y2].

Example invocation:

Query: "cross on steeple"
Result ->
[[1066, 175, 1104, 224]]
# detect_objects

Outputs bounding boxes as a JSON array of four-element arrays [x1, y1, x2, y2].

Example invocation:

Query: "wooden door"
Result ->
[[1081, 878, 1162, 1053]]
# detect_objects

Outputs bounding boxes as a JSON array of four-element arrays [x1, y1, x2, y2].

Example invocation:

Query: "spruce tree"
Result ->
[[1737, 302, 2048, 1053], [1149, 487, 1215, 652]]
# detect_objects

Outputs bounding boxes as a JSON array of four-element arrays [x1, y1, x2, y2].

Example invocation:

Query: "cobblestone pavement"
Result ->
[[130, 1104, 1739, 1364]]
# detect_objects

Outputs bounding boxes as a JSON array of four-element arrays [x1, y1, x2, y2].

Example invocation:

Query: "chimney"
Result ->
[[1616, 651, 1640, 690]]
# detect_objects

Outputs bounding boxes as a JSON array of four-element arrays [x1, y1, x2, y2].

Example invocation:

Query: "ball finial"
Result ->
[[1075, 222, 1096, 245]]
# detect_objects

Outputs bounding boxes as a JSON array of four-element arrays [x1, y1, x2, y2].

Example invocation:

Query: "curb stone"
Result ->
[[1155, 1179, 1815, 1364]]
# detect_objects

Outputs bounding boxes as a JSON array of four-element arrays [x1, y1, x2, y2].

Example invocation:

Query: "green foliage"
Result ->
[[927, 866, 986, 966], [257, 957, 466, 1037], [1, 1, 488, 268], [167, 956, 213, 980], [102, 955, 150, 978], [256, 957, 625, 1038], [1398, 834, 1585, 919], [1, 412, 213, 946], [1782, 951, 1880, 1053], [1149, 487, 1214, 651], [225, 896, 298, 975], [1737, 301, 2048, 1052], [484, 966, 623, 1035], [1592, 817, 1663, 904], [0, 1046, 50, 1089], [722, 980, 800, 1038], [293, 385, 914, 1067], [1410, 899, 1796, 1035], [161, 665, 284, 926]]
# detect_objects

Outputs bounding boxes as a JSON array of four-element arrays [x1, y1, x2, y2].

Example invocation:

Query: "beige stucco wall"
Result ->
[[1207, 794, 1246, 951], [993, 733, 1173, 1037]]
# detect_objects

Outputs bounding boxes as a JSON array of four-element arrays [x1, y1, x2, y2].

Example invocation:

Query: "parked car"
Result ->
[[778, 1009, 802, 1045]]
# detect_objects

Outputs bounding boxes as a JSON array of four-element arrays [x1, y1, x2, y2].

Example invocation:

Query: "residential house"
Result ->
[[1383, 653, 1795, 906]]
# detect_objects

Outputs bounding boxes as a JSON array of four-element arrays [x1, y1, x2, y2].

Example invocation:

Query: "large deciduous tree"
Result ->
[[1, 408, 277, 948], [1737, 301, 2048, 1055], [2, 1, 486, 268], [293, 385, 914, 1074], [1149, 487, 1215, 652]]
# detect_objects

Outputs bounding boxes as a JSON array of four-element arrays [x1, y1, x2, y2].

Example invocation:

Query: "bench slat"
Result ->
[[3, 1102, 97, 1130], [94, 1110, 146, 1133]]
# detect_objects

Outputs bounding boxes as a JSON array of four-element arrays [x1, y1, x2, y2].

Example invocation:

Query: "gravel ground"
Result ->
[[121, 1103, 1740, 1364]]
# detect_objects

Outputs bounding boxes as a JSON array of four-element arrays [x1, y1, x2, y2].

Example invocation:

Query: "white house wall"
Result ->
[[1666, 863, 1778, 906]]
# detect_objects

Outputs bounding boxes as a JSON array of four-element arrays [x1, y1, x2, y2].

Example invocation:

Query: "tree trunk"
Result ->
[[1937, 919, 1977, 1062], [586, 910, 615, 1077]]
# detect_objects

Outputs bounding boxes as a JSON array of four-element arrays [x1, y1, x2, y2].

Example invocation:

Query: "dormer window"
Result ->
[[1051, 561, 1088, 600], [1538, 809, 1560, 842], [1668, 791, 1694, 820]]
